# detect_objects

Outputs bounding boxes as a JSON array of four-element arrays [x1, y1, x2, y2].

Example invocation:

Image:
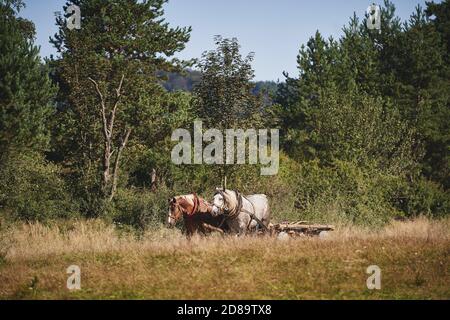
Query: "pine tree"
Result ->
[[0, 0, 56, 159], [274, 31, 341, 159], [424, 0, 450, 187], [381, 3, 450, 187], [50, 0, 191, 204], [0, 1, 74, 221], [275, 1, 422, 168]]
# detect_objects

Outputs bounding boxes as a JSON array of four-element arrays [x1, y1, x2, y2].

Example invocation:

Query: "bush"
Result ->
[[400, 178, 450, 218], [0, 152, 78, 221], [109, 187, 172, 230], [275, 158, 408, 226]]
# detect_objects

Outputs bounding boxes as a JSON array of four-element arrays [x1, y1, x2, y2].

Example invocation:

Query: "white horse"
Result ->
[[211, 188, 270, 235]]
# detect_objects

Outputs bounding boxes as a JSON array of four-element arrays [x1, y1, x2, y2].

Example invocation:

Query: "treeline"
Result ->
[[160, 69, 277, 101], [0, 0, 448, 228], [159, 70, 202, 92]]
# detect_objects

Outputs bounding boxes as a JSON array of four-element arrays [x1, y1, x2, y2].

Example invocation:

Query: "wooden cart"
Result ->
[[202, 220, 335, 237], [267, 221, 335, 237]]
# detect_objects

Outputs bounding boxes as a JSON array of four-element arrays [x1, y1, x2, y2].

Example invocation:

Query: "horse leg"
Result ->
[[239, 213, 252, 235], [184, 219, 196, 240], [226, 219, 240, 235], [202, 223, 224, 234]]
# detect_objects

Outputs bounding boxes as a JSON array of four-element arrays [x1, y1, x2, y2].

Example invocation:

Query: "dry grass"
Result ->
[[0, 217, 449, 299]]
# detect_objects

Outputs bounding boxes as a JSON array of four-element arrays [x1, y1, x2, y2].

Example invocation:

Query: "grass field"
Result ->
[[0, 217, 449, 299]]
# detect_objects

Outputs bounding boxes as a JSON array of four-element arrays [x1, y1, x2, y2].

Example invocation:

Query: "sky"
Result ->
[[20, 0, 435, 81]]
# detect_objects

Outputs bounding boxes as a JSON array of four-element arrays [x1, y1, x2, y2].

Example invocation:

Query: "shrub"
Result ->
[[402, 178, 450, 218], [276, 159, 406, 226], [0, 152, 77, 221], [109, 187, 172, 230]]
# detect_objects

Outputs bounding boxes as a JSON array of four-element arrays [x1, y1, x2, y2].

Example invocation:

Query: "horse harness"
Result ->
[[187, 193, 201, 216], [215, 189, 268, 231], [169, 193, 201, 221]]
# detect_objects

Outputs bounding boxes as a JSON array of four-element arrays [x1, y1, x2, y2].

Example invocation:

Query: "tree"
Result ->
[[50, 0, 191, 206], [274, 31, 341, 159], [0, 0, 55, 160], [195, 36, 262, 130], [276, 1, 449, 187], [275, 30, 419, 174], [377, 2, 450, 187], [273, 0, 449, 220], [0, 0, 74, 221], [307, 88, 419, 175], [193, 36, 264, 184], [426, 0, 450, 58], [423, 0, 450, 187]]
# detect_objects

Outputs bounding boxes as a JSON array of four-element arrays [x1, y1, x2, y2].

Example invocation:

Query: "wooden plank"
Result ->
[[269, 222, 335, 237], [273, 224, 334, 231]]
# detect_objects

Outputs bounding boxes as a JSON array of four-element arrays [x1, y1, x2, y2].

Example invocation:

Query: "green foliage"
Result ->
[[122, 91, 194, 190], [0, 152, 77, 221], [0, 0, 56, 156], [397, 177, 450, 217], [308, 89, 420, 176], [0, 0, 448, 227], [192, 36, 266, 183], [160, 69, 202, 92], [109, 187, 172, 230], [293, 161, 401, 226], [272, 158, 425, 226], [49, 0, 192, 207], [194, 36, 263, 129], [274, 0, 449, 223], [161, 69, 277, 104], [0, 1, 68, 222], [385, 3, 450, 187]]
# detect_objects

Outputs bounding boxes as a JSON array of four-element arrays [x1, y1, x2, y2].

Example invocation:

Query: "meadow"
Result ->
[[0, 217, 448, 300]]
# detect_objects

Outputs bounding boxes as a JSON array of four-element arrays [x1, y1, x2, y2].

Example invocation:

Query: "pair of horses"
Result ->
[[167, 189, 270, 237]]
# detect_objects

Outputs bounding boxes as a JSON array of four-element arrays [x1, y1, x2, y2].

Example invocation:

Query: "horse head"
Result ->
[[211, 188, 237, 217], [168, 194, 211, 226], [167, 197, 183, 227], [167, 196, 191, 226]]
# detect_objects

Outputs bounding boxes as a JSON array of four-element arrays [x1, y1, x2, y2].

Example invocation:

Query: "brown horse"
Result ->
[[167, 193, 227, 237]]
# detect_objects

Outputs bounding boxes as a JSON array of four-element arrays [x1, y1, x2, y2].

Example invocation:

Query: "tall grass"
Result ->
[[0, 217, 449, 299]]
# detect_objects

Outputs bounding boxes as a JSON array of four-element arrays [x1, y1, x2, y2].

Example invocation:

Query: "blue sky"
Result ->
[[21, 0, 434, 81]]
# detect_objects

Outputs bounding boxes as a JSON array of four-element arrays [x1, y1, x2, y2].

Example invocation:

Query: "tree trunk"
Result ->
[[89, 74, 127, 202], [150, 168, 157, 191], [109, 128, 131, 201], [103, 140, 111, 195]]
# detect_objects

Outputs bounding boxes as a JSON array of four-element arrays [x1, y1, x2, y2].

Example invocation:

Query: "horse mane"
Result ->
[[215, 188, 242, 219], [177, 194, 211, 215]]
